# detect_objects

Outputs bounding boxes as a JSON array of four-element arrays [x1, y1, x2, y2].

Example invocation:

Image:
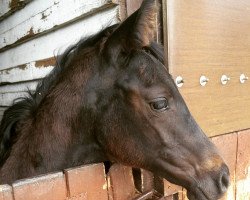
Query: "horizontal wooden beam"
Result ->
[[0, 57, 55, 84], [0, 0, 118, 50], [0, 7, 119, 71]]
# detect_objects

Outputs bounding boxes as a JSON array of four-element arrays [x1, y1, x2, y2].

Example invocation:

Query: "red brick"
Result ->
[[12, 172, 67, 200], [236, 129, 250, 199], [65, 163, 108, 200], [211, 132, 237, 200], [0, 185, 13, 200], [107, 164, 137, 200]]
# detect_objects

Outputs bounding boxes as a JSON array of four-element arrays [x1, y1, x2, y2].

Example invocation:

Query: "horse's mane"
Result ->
[[0, 22, 164, 166], [0, 24, 119, 166]]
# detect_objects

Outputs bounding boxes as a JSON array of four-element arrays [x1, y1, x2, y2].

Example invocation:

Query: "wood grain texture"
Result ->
[[65, 163, 108, 200], [163, 179, 182, 197], [12, 172, 67, 200], [107, 164, 137, 200], [236, 129, 250, 199], [211, 133, 238, 200], [165, 0, 250, 136]]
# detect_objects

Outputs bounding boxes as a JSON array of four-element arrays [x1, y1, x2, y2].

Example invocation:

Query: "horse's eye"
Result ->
[[150, 98, 169, 112]]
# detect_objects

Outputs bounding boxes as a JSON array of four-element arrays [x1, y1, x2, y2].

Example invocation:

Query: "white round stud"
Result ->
[[200, 75, 209, 86], [240, 74, 248, 84], [175, 76, 184, 88], [221, 75, 230, 85]]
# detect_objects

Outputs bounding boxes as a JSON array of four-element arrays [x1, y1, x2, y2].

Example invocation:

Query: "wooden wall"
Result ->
[[162, 1, 250, 199], [0, 0, 120, 120], [164, 0, 250, 137]]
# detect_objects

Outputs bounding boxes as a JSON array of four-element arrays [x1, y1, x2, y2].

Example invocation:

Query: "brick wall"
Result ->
[[0, 129, 249, 200]]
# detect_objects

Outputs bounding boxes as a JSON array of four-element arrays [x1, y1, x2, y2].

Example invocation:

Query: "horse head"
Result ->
[[88, 1, 230, 199]]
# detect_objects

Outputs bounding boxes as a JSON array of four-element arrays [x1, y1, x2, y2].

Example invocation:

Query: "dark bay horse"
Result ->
[[0, 0, 229, 199]]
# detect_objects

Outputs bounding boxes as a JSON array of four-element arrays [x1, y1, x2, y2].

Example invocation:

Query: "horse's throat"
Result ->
[[66, 142, 108, 167]]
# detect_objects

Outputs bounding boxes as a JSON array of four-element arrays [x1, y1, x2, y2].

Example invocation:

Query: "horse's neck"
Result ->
[[26, 66, 106, 169], [0, 64, 107, 184]]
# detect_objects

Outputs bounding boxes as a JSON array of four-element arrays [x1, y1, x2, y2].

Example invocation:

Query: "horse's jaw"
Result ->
[[150, 157, 229, 200]]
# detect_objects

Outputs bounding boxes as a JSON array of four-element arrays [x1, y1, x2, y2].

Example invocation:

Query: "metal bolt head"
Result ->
[[175, 76, 184, 88], [221, 75, 230, 85], [240, 74, 248, 83], [200, 75, 209, 86]]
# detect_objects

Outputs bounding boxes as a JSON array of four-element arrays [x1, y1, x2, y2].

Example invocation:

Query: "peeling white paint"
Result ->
[[0, 7, 119, 70], [0, 92, 29, 106], [0, 0, 56, 33], [0, 0, 117, 49], [0, 0, 120, 109], [0, 0, 32, 20], [0, 81, 38, 93], [0, 62, 54, 83]]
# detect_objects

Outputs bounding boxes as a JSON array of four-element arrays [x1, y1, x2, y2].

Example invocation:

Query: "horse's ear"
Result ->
[[129, 0, 157, 47], [103, 0, 157, 61]]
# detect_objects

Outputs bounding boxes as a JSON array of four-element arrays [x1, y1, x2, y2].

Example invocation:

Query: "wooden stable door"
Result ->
[[164, 0, 250, 137]]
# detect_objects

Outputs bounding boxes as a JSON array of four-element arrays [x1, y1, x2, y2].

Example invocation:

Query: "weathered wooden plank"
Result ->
[[1, 0, 57, 34], [0, 0, 32, 21], [0, 81, 38, 106], [0, 81, 38, 93], [163, 179, 182, 196], [107, 164, 137, 199], [0, 7, 119, 71], [0, 58, 55, 84], [0, 0, 118, 49], [12, 172, 67, 200], [133, 168, 154, 193], [0, 107, 7, 113], [0, 92, 29, 106], [211, 133, 237, 200], [236, 130, 250, 200], [0, 184, 13, 200], [65, 163, 108, 200]]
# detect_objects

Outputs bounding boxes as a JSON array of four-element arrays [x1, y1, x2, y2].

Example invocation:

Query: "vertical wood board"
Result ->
[[165, 0, 250, 136]]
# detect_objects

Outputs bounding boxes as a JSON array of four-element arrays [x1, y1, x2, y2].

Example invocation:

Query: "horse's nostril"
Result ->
[[221, 173, 229, 189], [218, 165, 230, 193]]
